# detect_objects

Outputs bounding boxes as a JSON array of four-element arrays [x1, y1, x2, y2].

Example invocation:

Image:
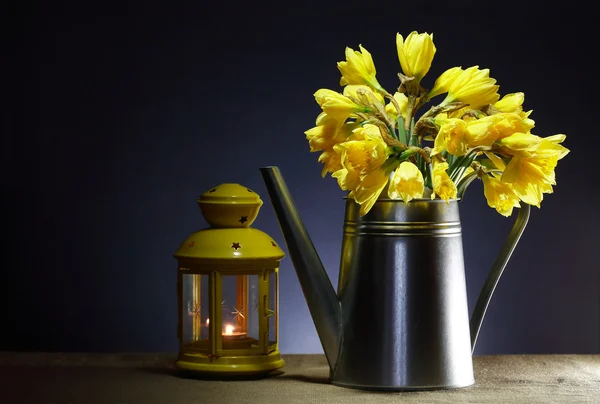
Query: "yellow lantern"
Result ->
[[173, 183, 285, 375]]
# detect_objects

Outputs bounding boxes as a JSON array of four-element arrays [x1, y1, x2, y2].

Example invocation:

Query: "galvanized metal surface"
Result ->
[[469, 204, 530, 352], [260, 166, 342, 369], [333, 197, 474, 390], [260, 166, 529, 391]]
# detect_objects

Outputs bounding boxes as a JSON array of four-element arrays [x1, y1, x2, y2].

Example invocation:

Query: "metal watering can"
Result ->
[[260, 166, 530, 390]]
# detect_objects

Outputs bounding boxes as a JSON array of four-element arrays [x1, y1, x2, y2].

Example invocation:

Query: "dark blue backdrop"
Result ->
[[5, 1, 599, 354]]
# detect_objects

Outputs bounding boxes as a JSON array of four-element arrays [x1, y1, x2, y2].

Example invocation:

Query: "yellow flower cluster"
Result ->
[[305, 32, 569, 217]]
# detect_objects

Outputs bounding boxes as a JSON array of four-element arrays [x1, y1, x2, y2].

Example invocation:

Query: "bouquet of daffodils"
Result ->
[[305, 32, 569, 216]]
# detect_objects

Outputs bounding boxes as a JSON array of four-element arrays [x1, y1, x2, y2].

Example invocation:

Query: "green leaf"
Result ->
[[448, 154, 467, 177], [450, 152, 477, 183], [447, 153, 457, 167]]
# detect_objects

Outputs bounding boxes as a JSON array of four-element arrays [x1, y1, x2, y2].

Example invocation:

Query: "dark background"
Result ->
[[5, 1, 599, 354]]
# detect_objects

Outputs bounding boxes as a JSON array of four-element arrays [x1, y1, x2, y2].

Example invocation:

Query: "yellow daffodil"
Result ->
[[306, 32, 569, 218], [488, 112, 535, 139], [501, 134, 569, 207], [317, 149, 344, 177], [384, 92, 409, 121], [314, 89, 369, 121], [494, 93, 525, 114], [346, 122, 381, 141], [305, 114, 361, 177], [348, 169, 390, 216], [396, 31, 436, 84], [439, 66, 500, 108], [387, 161, 425, 202], [463, 117, 497, 148], [481, 175, 521, 217], [462, 112, 534, 149], [493, 93, 533, 125], [534, 134, 570, 160], [432, 113, 469, 156], [496, 132, 542, 156], [337, 45, 384, 92], [431, 161, 457, 202], [332, 125, 388, 191], [305, 113, 343, 152], [343, 84, 385, 105], [429, 66, 463, 100]]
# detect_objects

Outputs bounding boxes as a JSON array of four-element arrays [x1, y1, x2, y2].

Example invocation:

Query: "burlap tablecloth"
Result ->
[[1, 353, 598, 403]]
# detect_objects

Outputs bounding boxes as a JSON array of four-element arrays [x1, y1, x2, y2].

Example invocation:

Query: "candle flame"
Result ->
[[224, 324, 234, 336], [206, 318, 210, 326]]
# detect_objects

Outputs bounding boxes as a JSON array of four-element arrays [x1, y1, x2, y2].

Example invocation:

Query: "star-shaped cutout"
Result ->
[[247, 188, 253, 193], [231, 242, 241, 250], [271, 241, 277, 247], [188, 241, 195, 248], [239, 216, 248, 224], [209, 188, 217, 193]]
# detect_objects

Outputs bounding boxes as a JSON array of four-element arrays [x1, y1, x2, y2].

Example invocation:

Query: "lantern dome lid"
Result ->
[[175, 182, 284, 269], [198, 183, 262, 205], [174, 227, 285, 264], [197, 183, 263, 228]]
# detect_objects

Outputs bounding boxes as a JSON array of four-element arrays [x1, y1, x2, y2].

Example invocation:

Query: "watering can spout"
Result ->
[[260, 166, 342, 370]]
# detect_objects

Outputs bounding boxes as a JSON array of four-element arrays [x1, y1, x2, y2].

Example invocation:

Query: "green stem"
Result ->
[[448, 154, 467, 178], [409, 118, 418, 146], [425, 163, 433, 190], [397, 116, 407, 144]]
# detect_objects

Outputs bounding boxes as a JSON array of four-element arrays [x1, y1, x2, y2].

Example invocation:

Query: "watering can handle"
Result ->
[[468, 203, 531, 353]]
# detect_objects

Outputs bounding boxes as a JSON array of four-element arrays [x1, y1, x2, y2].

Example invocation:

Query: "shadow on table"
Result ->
[[136, 367, 433, 390], [272, 373, 330, 384], [137, 366, 329, 384], [137, 366, 285, 381]]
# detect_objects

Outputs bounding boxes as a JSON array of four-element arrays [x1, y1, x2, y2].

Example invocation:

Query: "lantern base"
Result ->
[[176, 350, 285, 376]]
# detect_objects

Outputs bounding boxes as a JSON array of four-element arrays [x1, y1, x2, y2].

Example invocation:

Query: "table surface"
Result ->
[[1, 353, 598, 403]]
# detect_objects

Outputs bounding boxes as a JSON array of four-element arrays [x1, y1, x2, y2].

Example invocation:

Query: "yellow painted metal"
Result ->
[[174, 228, 284, 267], [175, 183, 285, 376], [197, 183, 263, 228], [270, 269, 279, 352], [213, 271, 222, 354], [176, 350, 285, 376], [192, 275, 201, 341], [259, 270, 270, 355]]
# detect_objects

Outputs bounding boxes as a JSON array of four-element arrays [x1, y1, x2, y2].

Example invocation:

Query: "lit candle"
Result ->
[[222, 323, 246, 337]]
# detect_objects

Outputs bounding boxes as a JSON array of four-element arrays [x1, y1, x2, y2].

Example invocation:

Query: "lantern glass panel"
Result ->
[[268, 270, 277, 349], [247, 275, 260, 341], [181, 273, 209, 351], [221, 274, 260, 350]]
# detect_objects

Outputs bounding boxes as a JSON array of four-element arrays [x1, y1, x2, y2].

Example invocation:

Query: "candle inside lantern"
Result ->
[[222, 323, 246, 337]]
